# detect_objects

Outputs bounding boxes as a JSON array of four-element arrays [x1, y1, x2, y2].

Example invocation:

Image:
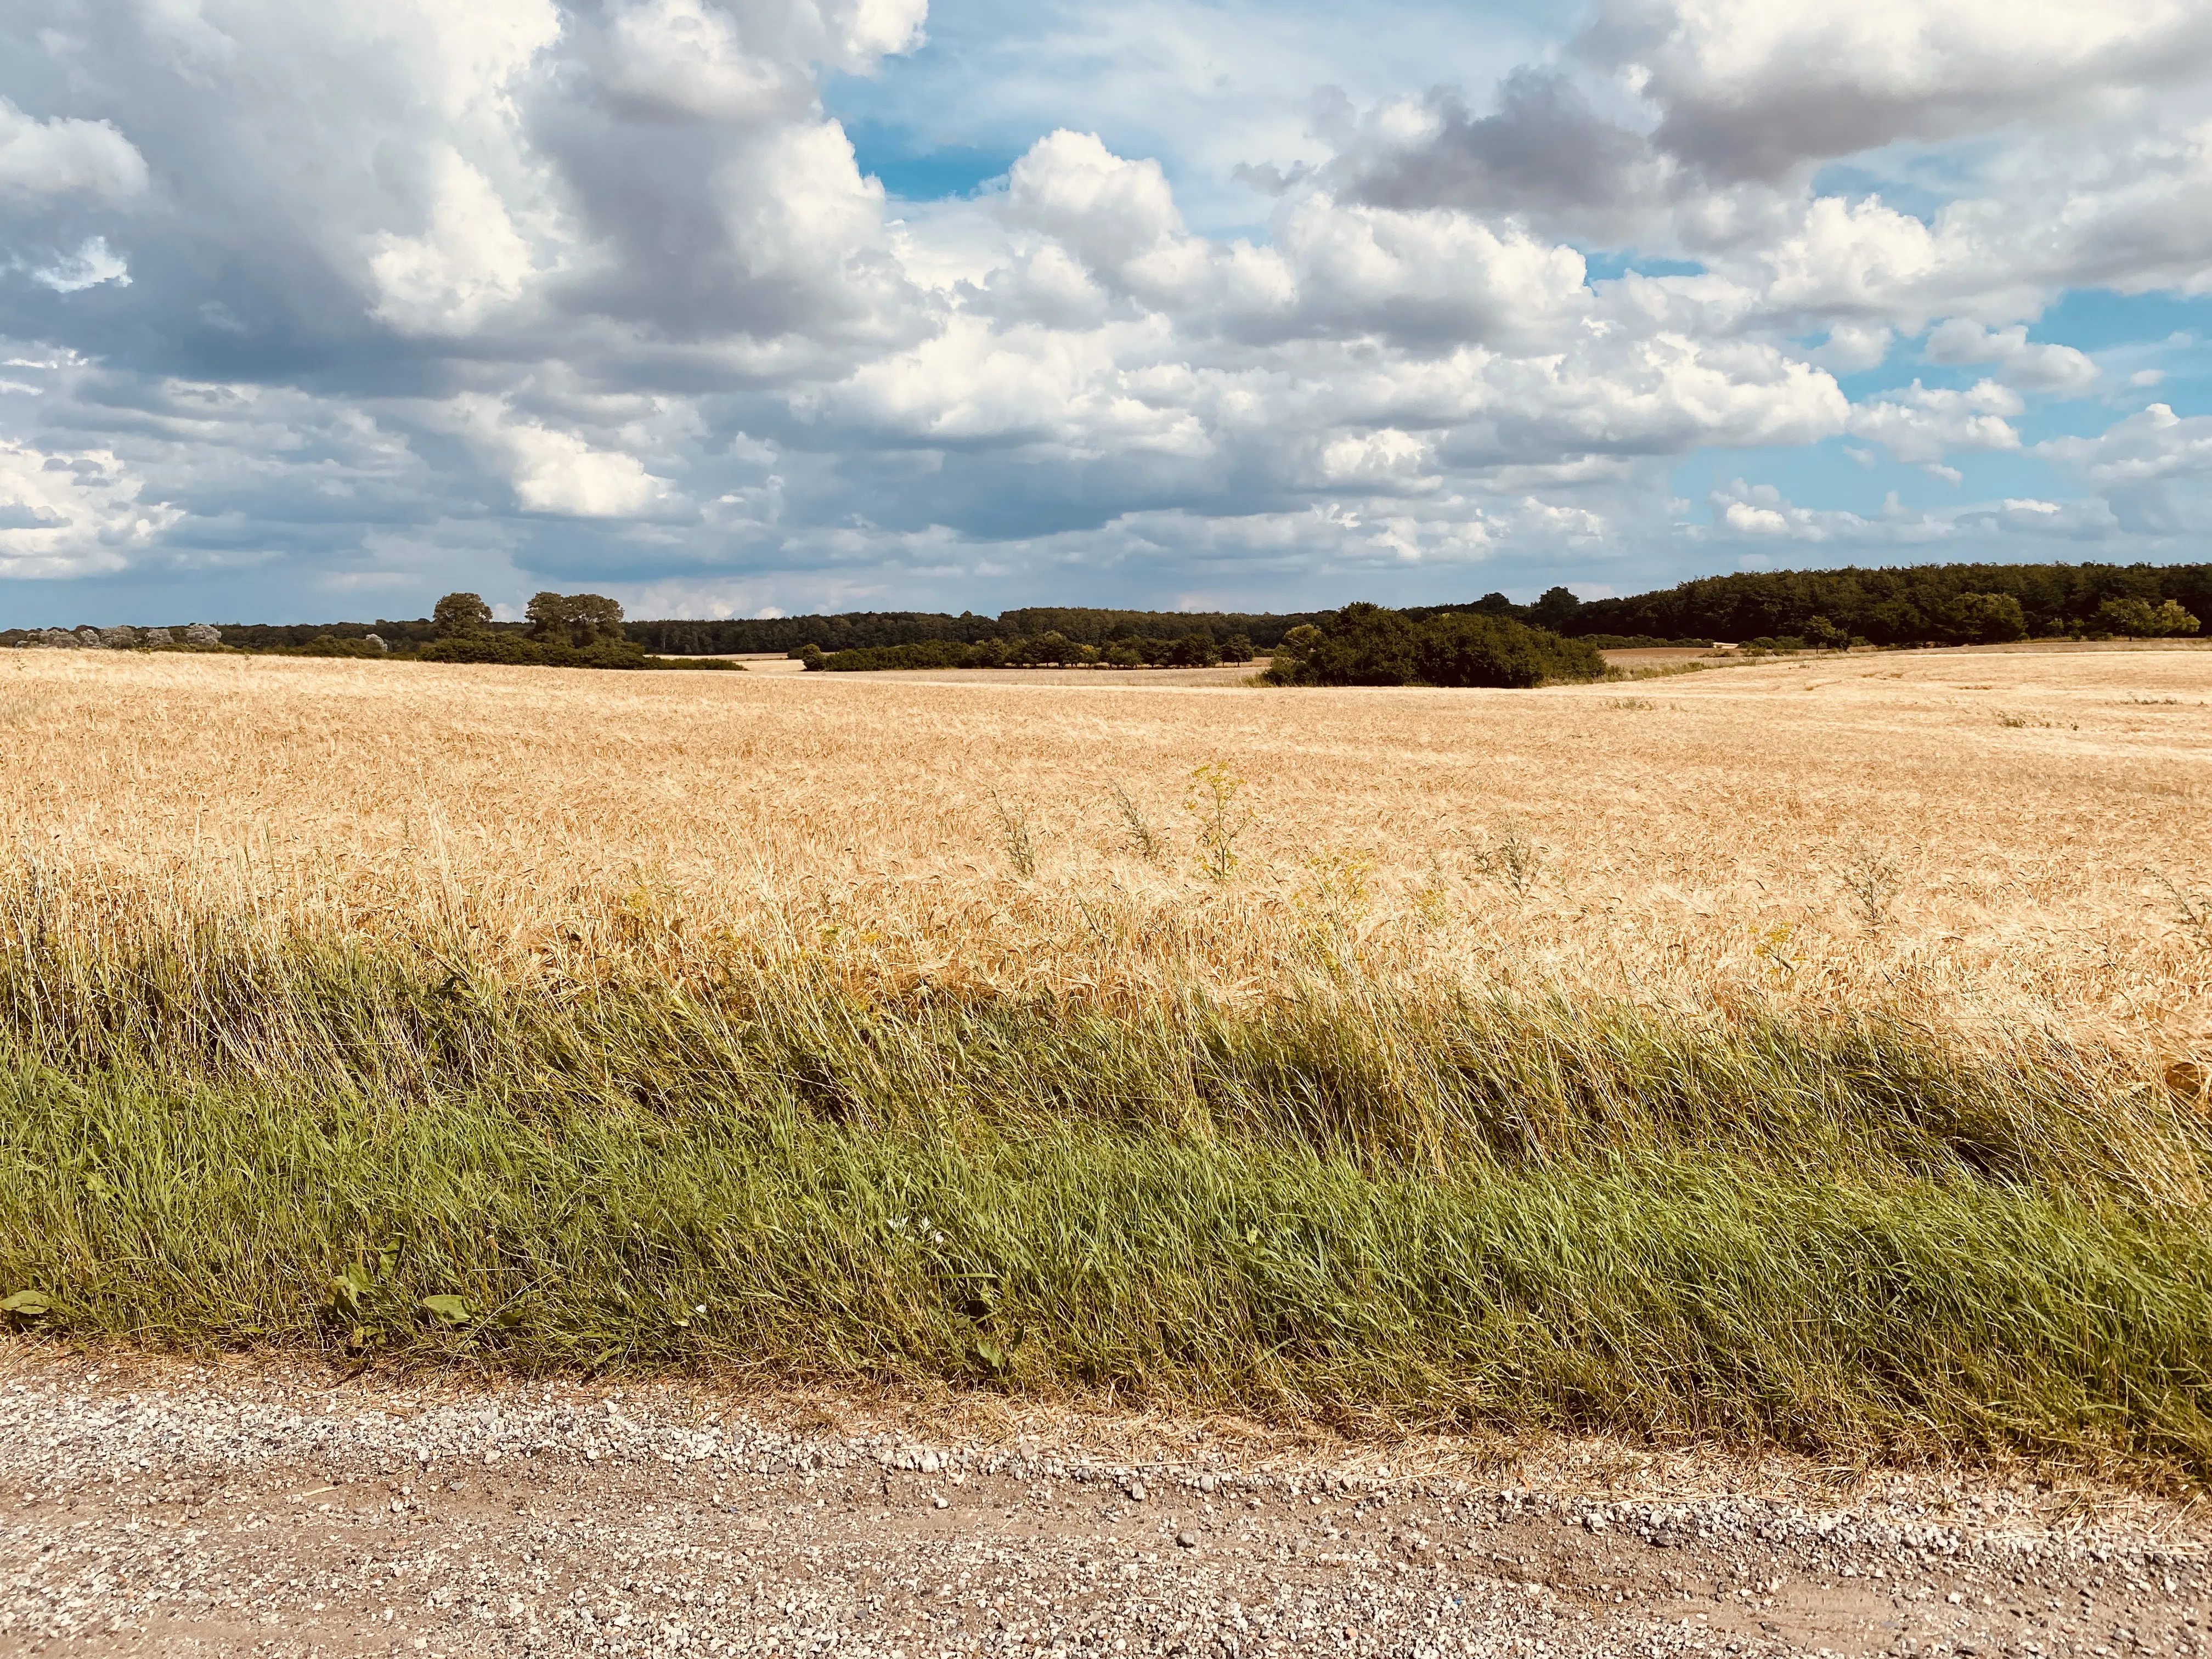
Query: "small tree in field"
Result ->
[[432, 592, 493, 637]]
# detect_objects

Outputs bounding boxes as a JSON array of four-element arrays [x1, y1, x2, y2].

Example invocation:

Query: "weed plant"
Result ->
[[1186, 764, 1248, 883], [989, 792, 1040, 878], [1110, 783, 1164, 865]]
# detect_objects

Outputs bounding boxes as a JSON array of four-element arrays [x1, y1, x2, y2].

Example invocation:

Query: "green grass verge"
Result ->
[[0, 924, 2206, 1476]]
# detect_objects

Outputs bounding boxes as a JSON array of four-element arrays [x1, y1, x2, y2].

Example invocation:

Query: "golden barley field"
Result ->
[[4, 640, 2208, 1072], [8, 641, 2212, 1469]]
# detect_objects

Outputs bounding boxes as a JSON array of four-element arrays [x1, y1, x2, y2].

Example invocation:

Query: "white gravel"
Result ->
[[0, 1353, 2203, 1658]]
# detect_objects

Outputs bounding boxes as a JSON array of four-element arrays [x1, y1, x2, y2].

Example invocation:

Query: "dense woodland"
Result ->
[[1535, 561, 2210, 645], [801, 631, 1254, 672], [625, 606, 1323, 656], [636, 563, 2210, 654]]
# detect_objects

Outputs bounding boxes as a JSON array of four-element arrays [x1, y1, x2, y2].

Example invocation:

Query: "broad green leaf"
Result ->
[[420, 1294, 472, 1327]]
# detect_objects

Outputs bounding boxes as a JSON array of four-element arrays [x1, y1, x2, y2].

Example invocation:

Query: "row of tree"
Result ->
[[1509, 562, 2210, 646], [800, 632, 1255, 672], [19, 561, 2209, 662], [796, 606, 1609, 686], [629, 606, 1318, 656], [415, 591, 739, 669]]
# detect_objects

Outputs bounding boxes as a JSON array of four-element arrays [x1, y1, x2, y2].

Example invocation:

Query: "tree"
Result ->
[[2097, 597, 2201, 637], [526, 591, 626, 647], [1165, 633, 1223, 668], [1802, 615, 1851, 650], [1934, 592, 2028, 645], [2153, 600, 2201, 636], [524, 592, 569, 641], [1013, 631, 1077, 665], [1531, 586, 1583, 631], [432, 592, 493, 637]]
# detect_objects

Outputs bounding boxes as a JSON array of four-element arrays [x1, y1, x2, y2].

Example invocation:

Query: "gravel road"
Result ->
[[0, 1349, 2203, 1658]]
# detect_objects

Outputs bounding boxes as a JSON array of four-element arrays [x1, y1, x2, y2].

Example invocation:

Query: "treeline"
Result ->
[[415, 634, 735, 671], [801, 606, 1605, 687], [628, 606, 1321, 656], [803, 631, 1253, 672], [183, 618, 464, 651], [4, 593, 735, 673], [668, 563, 2212, 660], [18, 561, 2208, 663], [1528, 562, 2211, 646], [414, 591, 734, 670]]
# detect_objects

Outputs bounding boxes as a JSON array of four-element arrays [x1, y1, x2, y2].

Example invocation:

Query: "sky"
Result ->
[[3, 2, 2212, 625]]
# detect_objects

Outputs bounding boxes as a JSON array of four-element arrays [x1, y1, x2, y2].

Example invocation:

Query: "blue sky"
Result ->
[[3, 0, 2212, 625]]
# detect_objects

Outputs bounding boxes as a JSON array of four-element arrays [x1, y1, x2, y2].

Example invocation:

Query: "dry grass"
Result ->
[[3, 641, 2208, 1069]]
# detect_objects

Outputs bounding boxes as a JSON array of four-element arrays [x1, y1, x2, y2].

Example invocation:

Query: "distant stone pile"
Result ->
[[25, 623, 220, 648]]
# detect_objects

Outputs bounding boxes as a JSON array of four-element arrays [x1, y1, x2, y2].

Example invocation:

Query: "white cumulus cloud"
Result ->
[[0, 98, 146, 201], [0, 0, 2208, 620]]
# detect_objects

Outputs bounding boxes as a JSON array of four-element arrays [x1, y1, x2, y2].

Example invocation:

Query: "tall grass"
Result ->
[[0, 891, 2207, 1477]]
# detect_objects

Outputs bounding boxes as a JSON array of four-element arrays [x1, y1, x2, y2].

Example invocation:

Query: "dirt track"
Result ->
[[0, 1350, 2204, 1658]]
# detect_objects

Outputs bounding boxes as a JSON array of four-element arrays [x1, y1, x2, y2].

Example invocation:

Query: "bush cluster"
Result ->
[[1261, 603, 1607, 688], [257, 634, 391, 659], [1576, 633, 1719, 650], [416, 633, 692, 670]]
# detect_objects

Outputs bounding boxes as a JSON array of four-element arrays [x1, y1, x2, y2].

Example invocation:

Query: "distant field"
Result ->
[[1, 644, 2208, 1478], [10, 640, 2204, 1048]]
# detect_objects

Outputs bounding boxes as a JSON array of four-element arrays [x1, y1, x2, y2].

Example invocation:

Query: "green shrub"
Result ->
[[812, 639, 975, 672], [264, 634, 388, 659], [416, 633, 557, 666]]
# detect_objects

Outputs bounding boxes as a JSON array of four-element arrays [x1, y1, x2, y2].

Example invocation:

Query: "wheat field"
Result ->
[[5, 641, 2208, 1068], [3, 641, 2210, 1469]]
